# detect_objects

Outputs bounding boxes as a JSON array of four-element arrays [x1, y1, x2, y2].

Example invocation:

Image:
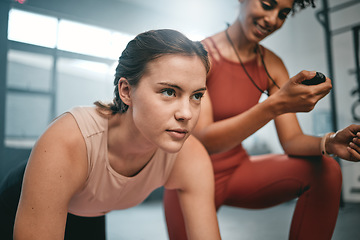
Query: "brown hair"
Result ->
[[94, 29, 209, 115]]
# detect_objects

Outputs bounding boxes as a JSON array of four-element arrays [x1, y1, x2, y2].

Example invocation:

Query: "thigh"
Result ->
[[163, 189, 187, 240], [223, 154, 322, 209], [65, 213, 106, 240]]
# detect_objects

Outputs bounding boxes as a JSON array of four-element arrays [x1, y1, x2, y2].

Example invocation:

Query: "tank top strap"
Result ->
[[258, 44, 266, 58], [202, 37, 223, 64], [206, 37, 223, 57]]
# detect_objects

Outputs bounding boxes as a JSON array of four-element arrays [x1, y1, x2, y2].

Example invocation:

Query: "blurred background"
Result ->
[[0, 0, 359, 239]]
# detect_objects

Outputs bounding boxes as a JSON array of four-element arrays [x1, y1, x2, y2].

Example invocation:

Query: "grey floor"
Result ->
[[106, 200, 360, 240]]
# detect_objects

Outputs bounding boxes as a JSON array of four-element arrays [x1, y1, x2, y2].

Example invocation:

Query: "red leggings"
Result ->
[[164, 154, 342, 240]]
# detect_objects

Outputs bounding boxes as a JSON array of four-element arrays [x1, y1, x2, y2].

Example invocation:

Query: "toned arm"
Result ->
[[193, 46, 332, 155], [267, 50, 330, 156], [13, 113, 88, 240], [164, 136, 221, 240]]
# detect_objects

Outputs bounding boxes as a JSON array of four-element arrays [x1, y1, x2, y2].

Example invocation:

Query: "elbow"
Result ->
[[283, 148, 291, 155], [193, 132, 230, 155], [281, 143, 290, 155], [194, 134, 216, 154], [281, 141, 296, 156]]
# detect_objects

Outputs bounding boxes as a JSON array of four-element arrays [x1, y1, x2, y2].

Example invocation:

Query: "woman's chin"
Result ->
[[159, 141, 186, 154]]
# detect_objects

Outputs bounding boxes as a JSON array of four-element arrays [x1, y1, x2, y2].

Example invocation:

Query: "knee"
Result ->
[[320, 156, 342, 188]]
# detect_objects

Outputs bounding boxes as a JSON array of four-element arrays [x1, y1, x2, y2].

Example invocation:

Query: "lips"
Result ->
[[254, 22, 271, 37], [166, 128, 189, 140]]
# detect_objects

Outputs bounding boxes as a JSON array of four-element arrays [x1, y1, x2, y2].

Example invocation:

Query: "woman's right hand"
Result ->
[[270, 70, 332, 115]]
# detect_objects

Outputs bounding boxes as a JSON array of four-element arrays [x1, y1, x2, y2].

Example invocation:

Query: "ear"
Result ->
[[118, 77, 132, 107]]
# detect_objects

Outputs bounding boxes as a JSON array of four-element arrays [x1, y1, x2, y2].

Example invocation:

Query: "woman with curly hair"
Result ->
[[164, 1, 360, 239]]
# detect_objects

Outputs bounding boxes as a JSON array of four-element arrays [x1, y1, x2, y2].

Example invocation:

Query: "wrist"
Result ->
[[321, 132, 335, 156], [266, 94, 284, 116]]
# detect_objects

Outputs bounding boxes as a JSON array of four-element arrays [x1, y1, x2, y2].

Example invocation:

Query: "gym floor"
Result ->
[[106, 199, 360, 240]]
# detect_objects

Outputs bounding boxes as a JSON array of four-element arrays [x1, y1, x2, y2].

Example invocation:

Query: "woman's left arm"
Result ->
[[263, 47, 321, 155], [325, 124, 360, 161], [276, 114, 360, 161], [265, 48, 360, 161], [164, 136, 221, 240]]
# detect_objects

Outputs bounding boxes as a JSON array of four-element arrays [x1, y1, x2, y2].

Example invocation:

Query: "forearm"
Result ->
[[195, 96, 281, 154], [275, 114, 323, 156], [170, 138, 222, 239], [14, 210, 67, 240], [281, 134, 322, 156], [178, 189, 221, 240]]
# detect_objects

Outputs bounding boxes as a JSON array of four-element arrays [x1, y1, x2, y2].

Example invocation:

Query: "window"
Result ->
[[57, 20, 133, 59], [7, 50, 53, 92], [58, 20, 112, 58], [8, 8, 133, 59], [6, 8, 132, 148], [56, 58, 115, 114], [8, 9, 58, 48]]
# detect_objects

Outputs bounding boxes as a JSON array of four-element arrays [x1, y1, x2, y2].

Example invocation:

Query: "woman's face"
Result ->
[[128, 54, 207, 153], [238, 0, 294, 42]]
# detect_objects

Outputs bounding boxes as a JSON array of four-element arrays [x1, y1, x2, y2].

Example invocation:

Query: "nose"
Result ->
[[264, 10, 278, 28], [175, 99, 192, 121]]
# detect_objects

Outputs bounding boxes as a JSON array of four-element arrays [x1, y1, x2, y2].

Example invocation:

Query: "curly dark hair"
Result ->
[[292, 0, 316, 13]]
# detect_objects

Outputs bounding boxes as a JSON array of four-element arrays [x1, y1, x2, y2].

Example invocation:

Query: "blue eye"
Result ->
[[192, 92, 204, 101], [161, 88, 176, 97]]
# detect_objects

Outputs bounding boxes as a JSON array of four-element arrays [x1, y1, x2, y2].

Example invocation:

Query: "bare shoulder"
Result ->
[[31, 112, 87, 167], [23, 112, 88, 199], [177, 135, 210, 164], [14, 112, 89, 238], [202, 32, 225, 64], [164, 135, 213, 190], [261, 45, 289, 86], [261, 46, 285, 67], [46, 112, 84, 143]]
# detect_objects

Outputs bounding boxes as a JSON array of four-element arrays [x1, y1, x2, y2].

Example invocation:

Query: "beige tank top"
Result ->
[[67, 106, 177, 217]]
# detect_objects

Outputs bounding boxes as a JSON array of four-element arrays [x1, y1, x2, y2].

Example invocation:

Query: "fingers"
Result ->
[[347, 147, 360, 162], [291, 70, 332, 96], [278, 70, 333, 113], [287, 70, 329, 90], [348, 136, 360, 162], [322, 77, 332, 92], [291, 70, 316, 84], [348, 124, 360, 135], [311, 76, 332, 95], [350, 137, 360, 152]]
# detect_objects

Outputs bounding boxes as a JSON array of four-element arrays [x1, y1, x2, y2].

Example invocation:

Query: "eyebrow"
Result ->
[[269, 0, 292, 11], [269, 0, 278, 6], [158, 82, 207, 93]]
